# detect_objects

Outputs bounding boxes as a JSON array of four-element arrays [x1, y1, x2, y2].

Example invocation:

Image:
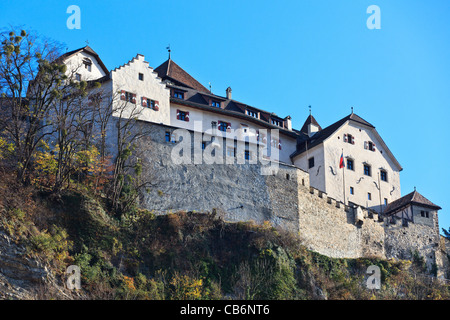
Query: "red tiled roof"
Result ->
[[154, 59, 209, 93], [384, 190, 441, 215]]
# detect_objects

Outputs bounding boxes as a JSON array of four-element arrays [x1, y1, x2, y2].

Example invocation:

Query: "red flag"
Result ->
[[339, 152, 345, 169]]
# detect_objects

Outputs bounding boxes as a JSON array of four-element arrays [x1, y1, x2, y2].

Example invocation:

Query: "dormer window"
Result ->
[[173, 90, 184, 99], [247, 110, 258, 118], [211, 100, 221, 108], [271, 119, 282, 127]]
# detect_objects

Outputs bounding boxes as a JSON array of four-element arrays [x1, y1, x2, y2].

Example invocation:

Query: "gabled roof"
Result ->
[[291, 113, 375, 158], [57, 46, 109, 75], [384, 190, 442, 215], [154, 59, 209, 93], [290, 113, 403, 170]]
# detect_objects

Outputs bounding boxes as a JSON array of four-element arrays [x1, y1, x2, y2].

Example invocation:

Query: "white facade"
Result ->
[[64, 51, 107, 81], [170, 102, 297, 164], [293, 119, 402, 210], [110, 54, 171, 126], [59, 46, 404, 211]]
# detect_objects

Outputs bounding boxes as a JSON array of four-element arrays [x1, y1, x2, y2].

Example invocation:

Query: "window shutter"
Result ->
[[364, 141, 368, 149], [131, 94, 136, 104], [142, 97, 147, 107], [351, 136, 355, 144], [227, 122, 231, 132], [372, 143, 376, 152], [176, 110, 180, 120], [343, 134, 348, 142], [279, 138, 282, 150], [185, 111, 189, 122], [155, 101, 159, 111], [120, 90, 126, 101]]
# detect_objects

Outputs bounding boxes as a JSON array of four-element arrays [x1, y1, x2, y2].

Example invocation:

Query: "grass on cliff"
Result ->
[[0, 171, 449, 300]]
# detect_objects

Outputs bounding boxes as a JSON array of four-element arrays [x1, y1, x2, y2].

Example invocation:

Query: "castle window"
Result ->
[[308, 157, 315, 169], [173, 90, 184, 99], [286, 173, 290, 180], [176, 110, 189, 122], [271, 138, 282, 150], [244, 150, 251, 161], [364, 164, 371, 176], [138, 73, 144, 81], [218, 121, 231, 132], [165, 131, 177, 143], [344, 134, 355, 144], [347, 159, 354, 171], [380, 170, 388, 182], [421, 210, 429, 218], [350, 186, 354, 195], [365, 141, 376, 151], [384, 198, 388, 205], [368, 192, 372, 201], [142, 98, 159, 110], [211, 100, 221, 108], [83, 58, 92, 72], [202, 142, 206, 150], [121, 91, 136, 104]]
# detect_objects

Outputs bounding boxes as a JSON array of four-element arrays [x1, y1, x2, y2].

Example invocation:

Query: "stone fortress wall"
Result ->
[[134, 121, 448, 277]]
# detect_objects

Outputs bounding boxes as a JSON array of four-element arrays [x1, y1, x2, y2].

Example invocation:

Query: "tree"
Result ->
[[0, 27, 66, 184], [108, 94, 152, 214]]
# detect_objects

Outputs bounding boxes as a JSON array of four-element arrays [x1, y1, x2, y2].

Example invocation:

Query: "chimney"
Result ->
[[226, 87, 232, 100], [285, 116, 292, 131]]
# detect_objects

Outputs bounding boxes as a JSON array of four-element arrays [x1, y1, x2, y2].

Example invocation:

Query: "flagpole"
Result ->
[[342, 148, 346, 206]]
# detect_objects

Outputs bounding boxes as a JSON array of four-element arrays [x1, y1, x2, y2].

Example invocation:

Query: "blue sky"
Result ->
[[1, 0, 449, 231]]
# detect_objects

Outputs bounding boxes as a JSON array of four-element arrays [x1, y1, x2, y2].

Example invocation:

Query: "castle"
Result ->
[[58, 46, 447, 277]]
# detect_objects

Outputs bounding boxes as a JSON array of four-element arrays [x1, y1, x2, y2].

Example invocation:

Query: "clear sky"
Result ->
[[1, 0, 449, 231]]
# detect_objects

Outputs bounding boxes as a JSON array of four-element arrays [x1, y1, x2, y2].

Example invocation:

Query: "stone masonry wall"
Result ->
[[130, 122, 444, 273], [135, 122, 301, 234]]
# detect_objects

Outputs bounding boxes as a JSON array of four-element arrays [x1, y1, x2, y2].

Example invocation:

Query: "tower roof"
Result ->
[[154, 58, 209, 93], [300, 114, 322, 135], [384, 190, 442, 215]]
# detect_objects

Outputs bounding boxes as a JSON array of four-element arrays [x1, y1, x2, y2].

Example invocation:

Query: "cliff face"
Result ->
[[0, 230, 48, 299]]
